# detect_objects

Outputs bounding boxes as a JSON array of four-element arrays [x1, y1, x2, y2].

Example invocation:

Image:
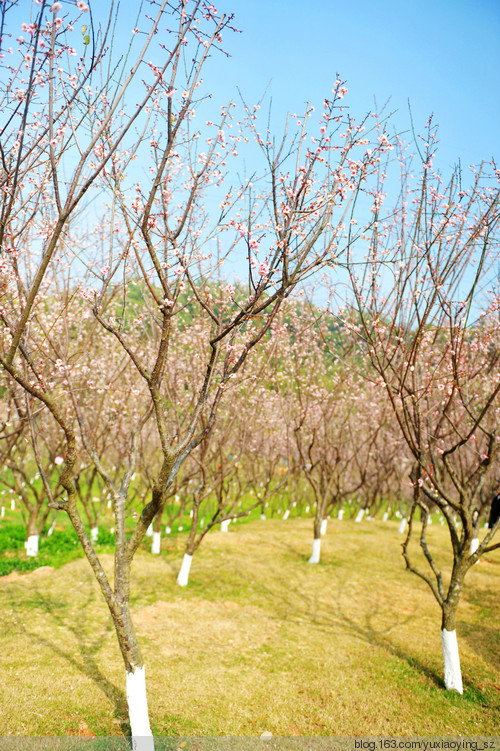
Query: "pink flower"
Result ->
[[76, 1, 89, 11], [54, 456, 64, 466], [50, 2, 62, 11], [258, 261, 269, 277]]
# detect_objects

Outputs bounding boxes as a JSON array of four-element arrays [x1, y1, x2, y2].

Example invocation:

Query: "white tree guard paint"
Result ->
[[107, 500, 112, 509], [1, 507, 4, 518], [355, 508, 364, 523], [469, 537, 479, 556], [126, 666, 154, 748], [26, 534, 39, 557], [146, 523, 153, 537], [220, 519, 230, 532], [177, 553, 193, 587], [90, 527, 99, 543], [151, 531, 161, 555], [305, 505, 310, 513], [47, 520, 56, 536], [260, 514, 266, 520], [10, 500, 15, 511], [282, 509, 290, 520], [320, 519, 327, 535], [308, 538, 321, 564], [441, 629, 463, 693], [165, 525, 171, 534], [338, 509, 344, 520], [398, 518, 407, 535], [382, 512, 388, 522]]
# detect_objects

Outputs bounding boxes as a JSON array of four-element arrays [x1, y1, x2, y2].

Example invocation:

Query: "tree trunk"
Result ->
[[320, 518, 327, 535], [469, 537, 479, 556], [25, 510, 40, 557], [126, 665, 155, 749], [355, 508, 364, 522], [309, 537, 321, 563], [114, 603, 155, 744], [26, 534, 39, 556], [440, 628, 463, 693], [177, 553, 193, 587], [441, 604, 463, 693], [151, 531, 161, 555]]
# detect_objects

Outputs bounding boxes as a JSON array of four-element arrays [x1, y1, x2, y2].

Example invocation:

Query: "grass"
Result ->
[[0, 517, 498, 738]]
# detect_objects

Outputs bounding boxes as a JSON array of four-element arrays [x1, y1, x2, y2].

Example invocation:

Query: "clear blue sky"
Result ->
[[199, 0, 500, 172]]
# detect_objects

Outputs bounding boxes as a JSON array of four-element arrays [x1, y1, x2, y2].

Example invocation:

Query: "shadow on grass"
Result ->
[[241, 548, 445, 691], [5, 579, 129, 735], [460, 585, 500, 673]]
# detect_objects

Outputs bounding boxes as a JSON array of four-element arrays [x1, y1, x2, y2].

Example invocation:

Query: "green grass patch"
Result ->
[[0, 523, 116, 576]]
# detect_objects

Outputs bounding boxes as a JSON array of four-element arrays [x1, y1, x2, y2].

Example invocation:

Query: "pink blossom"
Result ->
[[54, 456, 64, 466], [258, 261, 269, 277]]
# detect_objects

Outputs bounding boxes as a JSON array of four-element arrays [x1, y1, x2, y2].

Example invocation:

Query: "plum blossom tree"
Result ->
[[346, 121, 500, 692], [0, 0, 392, 741]]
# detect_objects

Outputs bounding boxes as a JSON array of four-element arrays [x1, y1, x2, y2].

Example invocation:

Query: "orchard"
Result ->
[[0, 0, 498, 746]]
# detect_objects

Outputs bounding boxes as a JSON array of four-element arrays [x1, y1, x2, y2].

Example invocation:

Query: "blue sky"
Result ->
[[200, 0, 500, 172]]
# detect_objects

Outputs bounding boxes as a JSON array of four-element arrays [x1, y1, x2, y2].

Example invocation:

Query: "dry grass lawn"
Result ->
[[0, 518, 499, 737]]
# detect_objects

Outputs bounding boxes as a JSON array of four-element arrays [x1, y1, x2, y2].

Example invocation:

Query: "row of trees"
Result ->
[[0, 0, 499, 744]]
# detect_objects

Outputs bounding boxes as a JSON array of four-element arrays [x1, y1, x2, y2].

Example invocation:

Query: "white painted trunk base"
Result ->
[[177, 553, 193, 587], [469, 537, 479, 556], [308, 538, 321, 564], [151, 531, 161, 555], [1, 506, 4, 518], [398, 518, 407, 534], [25, 534, 39, 557], [355, 509, 364, 523], [338, 509, 344, 520], [165, 525, 171, 534], [282, 509, 290, 520], [305, 505, 310, 513], [146, 523, 153, 537], [220, 519, 230, 532], [260, 514, 266, 520], [47, 520, 56, 536], [382, 512, 388, 522], [441, 629, 463, 693], [10, 500, 15, 511], [126, 666, 154, 748], [320, 519, 327, 535], [90, 527, 99, 543]]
